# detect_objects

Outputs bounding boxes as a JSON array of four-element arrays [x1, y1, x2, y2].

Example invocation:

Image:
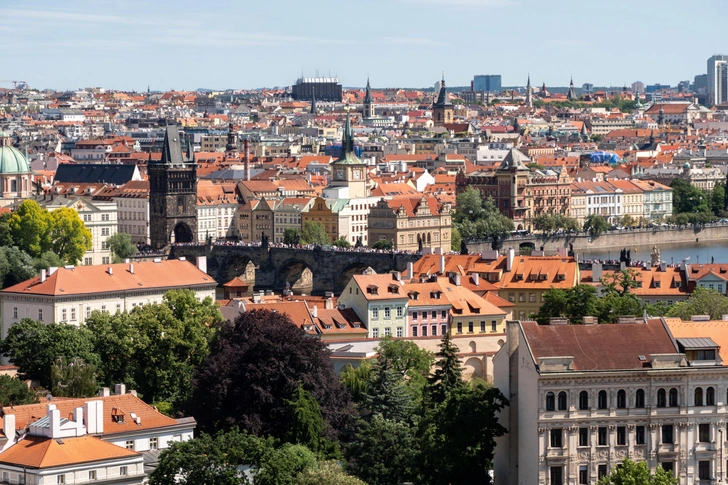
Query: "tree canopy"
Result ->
[[454, 187, 514, 244], [372, 239, 392, 250], [666, 287, 728, 320], [106, 232, 138, 262], [300, 221, 330, 246], [0, 375, 37, 407], [597, 458, 677, 485], [583, 214, 609, 236]]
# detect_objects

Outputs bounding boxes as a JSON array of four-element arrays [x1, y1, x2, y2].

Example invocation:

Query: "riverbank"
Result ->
[[468, 224, 728, 254]]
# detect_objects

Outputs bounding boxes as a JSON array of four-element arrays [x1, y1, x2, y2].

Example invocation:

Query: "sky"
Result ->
[[1, 0, 727, 92]]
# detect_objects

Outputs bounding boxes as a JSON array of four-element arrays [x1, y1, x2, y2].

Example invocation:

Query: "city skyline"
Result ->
[[2, 0, 728, 92]]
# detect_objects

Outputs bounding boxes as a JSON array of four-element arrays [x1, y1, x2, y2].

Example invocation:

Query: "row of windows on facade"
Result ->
[[549, 422, 712, 449], [372, 307, 404, 319], [13, 302, 150, 322], [550, 459, 709, 485], [83, 214, 111, 222], [371, 327, 404, 338], [545, 387, 719, 411]]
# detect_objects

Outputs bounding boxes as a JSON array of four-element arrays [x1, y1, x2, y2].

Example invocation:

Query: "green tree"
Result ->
[[106, 232, 138, 263], [428, 332, 463, 405], [645, 301, 671, 317], [332, 237, 351, 248], [450, 225, 462, 252], [339, 361, 373, 403], [601, 268, 640, 297], [347, 415, 419, 485], [8, 200, 52, 257], [284, 384, 337, 458], [535, 285, 599, 324], [296, 461, 366, 485], [372, 239, 392, 250], [0, 246, 36, 289], [711, 183, 726, 217], [257, 444, 318, 485], [454, 188, 514, 245], [0, 375, 37, 406], [376, 336, 433, 401], [51, 356, 97, 398], [621, 214, 635, 228], [361, 362, 413, 423], [670, 179, 710, 214], [0, 212, 13, 247], [597, 292, 644, 324], [300, 221, 330, 246], [32, 251, 65, 272], [533, 214, 556, 233], [667, 287, 728, 320], [597, 458, 677, 485], [583, 214, 609, 236], [49, 207, 92, 264], [283, 228, 301, 245], [0, 319, 100, 388]]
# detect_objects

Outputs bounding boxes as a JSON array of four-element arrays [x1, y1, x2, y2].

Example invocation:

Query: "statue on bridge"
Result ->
[[650, 245, 660, 267], [619, 248, 632, 267], [491, 235, 503, 251], [261, 232, 269, 249], [355, 236, 363, 249], [460, 239, 469, 255]]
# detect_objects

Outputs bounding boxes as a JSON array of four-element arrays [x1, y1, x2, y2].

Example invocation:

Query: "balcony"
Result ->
[[545, 447, 568, 458]]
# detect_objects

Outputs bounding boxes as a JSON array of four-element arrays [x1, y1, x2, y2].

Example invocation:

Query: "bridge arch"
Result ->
[[276, 258, 315, 294], [216, 253, 257, 286], [336, 262, 375, 290]]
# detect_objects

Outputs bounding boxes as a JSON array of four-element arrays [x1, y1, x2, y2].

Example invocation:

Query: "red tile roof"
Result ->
[[0, 435, 139, 469]]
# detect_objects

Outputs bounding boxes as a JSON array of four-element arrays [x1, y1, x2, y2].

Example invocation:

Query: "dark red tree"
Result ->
[[190, 309, 354, 440]]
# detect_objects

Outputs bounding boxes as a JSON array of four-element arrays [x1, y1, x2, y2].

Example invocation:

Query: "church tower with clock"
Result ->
[[325, 112, 367, 199]]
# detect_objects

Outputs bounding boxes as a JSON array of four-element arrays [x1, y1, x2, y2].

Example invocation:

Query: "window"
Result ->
[[149, 437, 158, 450], [695, 387, 704, 406], [558, 392, 567, 411], [384, 327, 391, 337], [579, 427, 589, 447], [660, 462, 673, 474], [468, 321, 474, 333], [480, 321, 486, 332], [662, 424, 674, 444], [598, 390, 608, 409], [396, 327, 403, 337], [101, 228, 110, 236], [657, 388, 666, 408], [579, 466, 588, 485], [396, 307, 403, 318], [635, 389, 645, 408], [430, 310, 436, 319], [457, 322, 462, 334], [102, 257, 110, 264], [699, 423, 711, 442], [61, 309, 67, 322], [598, 465, 608, 479], [372, 328, 379, 338], [119, 466, 127, 476], [384, 307, 390, 319], [598, 427, 607, 446], [546, 392, 555, 411], [699, 460, 710, 480], [550, 429, 562, 448], [617, 389, 626, 409], [125, 440, 134, 450], [707, 386, 715, 405], [13, 307, 17, 319], [84, 257, 92, 265], [579, 391, 589, 410], [412, 326, 418, 337], [669, 388, 678, 407], [617, 426, 626, 445], [86, 306, 91, 318], [421, 325, 427, 337], [441, 324, 447, 335], [57, 475, 65, 484], [636, 426, 645, 445], [441, 310, 447, 319], [372, 308, 379, 320], [431, 325, 437, 336], [412, 311, 418, 320], [38, 309, 43, 321], [550, 466, 563, 485]]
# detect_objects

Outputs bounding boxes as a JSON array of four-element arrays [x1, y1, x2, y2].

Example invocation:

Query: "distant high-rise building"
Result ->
[[694, 74, 708, 94], [708, 55, 728, 106], [473, 75, 502, 93], [645, 83, 671, 94], [291, 77, 342, 102], [581, 83, 594, 94], [631, 81, 645, 95]]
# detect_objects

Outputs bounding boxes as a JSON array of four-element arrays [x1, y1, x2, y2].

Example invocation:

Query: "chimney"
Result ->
[[115, 383, 126, 395], [49, 407, 61, 437], [660, 261, 667, 272], [3, 414, 15, 442], [393, 271, 401, 281], [506, 248, 515, 272], [74, 407, 84, 429], [440, 255, 446, 275], [49, 266, 58, 275], [129, 263, 134, 274], [244, 138, 251, 182], [473, 273, 479, 286], [107, 266, 113, 275], [407, 262, 414, 278], [99, 387, 110, 397], [592, 263, 603, 283], [196, 256, 207, 274], [454, 273, 461, 286], [325, 297, 334, 310], [40, 269, 47, 283], [130, 390, 137, 397], [124, 258, 130, 264], [311, 305, 318, 318]]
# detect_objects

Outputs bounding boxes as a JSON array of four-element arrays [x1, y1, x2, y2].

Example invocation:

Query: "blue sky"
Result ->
[[1, 0, 726, 92]]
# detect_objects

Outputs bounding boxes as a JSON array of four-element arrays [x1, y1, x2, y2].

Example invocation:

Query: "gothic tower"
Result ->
[[567, 77, 577, 100], [432, 74, 454, 127], [525, 74, 533, 108], [328, 112, 367, 198], [225, 122, 238, 159], [363, 78, 375, 118], [149, 124, 198, 248]]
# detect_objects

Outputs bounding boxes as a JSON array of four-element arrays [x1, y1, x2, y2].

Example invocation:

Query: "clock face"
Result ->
[[337, 170, 344, 180], [353, 170, 361, 180]]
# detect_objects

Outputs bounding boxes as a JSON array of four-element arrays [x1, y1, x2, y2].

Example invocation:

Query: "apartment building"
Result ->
[[338, 273, 408, 338]]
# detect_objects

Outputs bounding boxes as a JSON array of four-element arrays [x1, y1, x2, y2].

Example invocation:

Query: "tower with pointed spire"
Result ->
[[149, 124, 198, 248], [432, 73, 454, 127], [225, 122, 239, 158], [325, 112, 367, 198], [310, 89, 317, 115], [567, 77, 577, 100], [525, 74, 533, 108], [363, 78, 375, 118]]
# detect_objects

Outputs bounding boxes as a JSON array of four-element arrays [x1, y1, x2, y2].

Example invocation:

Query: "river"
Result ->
[[580, 240, 728, 265]]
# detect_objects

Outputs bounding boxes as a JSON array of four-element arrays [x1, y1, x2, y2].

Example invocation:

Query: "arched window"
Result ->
[[579, 391, 589, 410], [707, 387, 715, 406], [617, 389, 627, 409], [546, 392, 555, 411], [695, 387, 704, 406], [669, 388, 679, 407], [635, 389, 645, 408], [558, 391, 568, 411], [657, 388, 666, 408], [598, 390, 608, 409]]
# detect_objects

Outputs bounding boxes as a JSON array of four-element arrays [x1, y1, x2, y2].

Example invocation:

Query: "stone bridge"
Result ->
[[168, 245, 422, 295]]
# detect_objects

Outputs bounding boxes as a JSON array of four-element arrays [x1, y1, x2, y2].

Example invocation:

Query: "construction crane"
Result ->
[[0, 80, 28, 90]]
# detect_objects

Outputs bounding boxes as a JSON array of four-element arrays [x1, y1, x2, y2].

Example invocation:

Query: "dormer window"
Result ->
[[367, 285, 378, 295], [677, 338, 720, 364], [410, 292, 419, 300], [388, 284, 400, 294]]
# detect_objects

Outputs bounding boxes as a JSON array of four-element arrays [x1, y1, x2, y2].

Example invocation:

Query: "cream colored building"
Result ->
[[368, 195, 452, 251], [337, 273, 408, 338]]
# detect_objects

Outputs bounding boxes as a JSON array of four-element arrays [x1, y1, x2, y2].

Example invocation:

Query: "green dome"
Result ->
[[0, 145, 30, 174], [683, 161, 691, 169]]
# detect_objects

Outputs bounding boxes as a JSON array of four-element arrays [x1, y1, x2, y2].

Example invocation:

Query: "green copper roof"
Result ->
[[331, 112, 364, 166], [0, 135, 30, 175]]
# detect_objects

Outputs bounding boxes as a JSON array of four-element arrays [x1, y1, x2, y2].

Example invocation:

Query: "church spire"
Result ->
[[526, 74, 533, 108], [364, 77, 372, 103], [342, 111, 354, 154], [567, 77, 577, 100]]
